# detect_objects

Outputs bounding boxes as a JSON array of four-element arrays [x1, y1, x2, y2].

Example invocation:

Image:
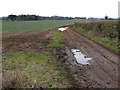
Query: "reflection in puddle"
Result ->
[[58, 27, 68, 31], [71, 49, 92, 65]]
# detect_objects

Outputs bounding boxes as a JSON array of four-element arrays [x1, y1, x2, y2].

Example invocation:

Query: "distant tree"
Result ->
[[8, 14, 17, 21], [6, 14, 75, 21], [105, 16, 108, 20], [1, 17, 7, 20]]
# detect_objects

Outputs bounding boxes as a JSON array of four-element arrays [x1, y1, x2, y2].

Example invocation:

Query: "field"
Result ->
[[2, 20, 119, 88], [2, 20, 84, 32]]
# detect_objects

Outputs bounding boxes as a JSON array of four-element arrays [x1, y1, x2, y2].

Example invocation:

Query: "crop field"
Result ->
[[2, 20, 84, 32]]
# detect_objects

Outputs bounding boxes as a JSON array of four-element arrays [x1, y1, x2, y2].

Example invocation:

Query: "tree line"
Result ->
[[5, 14, 75, 21], [1, 14, 118, 21]]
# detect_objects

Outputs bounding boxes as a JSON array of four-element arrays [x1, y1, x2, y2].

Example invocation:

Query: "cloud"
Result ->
[[0, 0, 119, 18]]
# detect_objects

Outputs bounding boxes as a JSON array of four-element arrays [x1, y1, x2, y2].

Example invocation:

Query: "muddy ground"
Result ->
[[2, 29, 52, 55], [61, 28, 118, 88], [2, 25, 119, 88]]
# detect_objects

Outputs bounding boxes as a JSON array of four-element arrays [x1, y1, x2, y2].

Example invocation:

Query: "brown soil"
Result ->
[[2, 30, 52, 55], [62, 28, 118, 88]]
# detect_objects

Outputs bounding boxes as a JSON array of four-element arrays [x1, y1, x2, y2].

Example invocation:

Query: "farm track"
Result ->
[[62, 28, 118, 88], [2, 22, 119, 88]]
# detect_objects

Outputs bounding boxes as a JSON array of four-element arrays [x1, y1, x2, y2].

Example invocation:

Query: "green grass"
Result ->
[[3, 29, 74, 88], [73, 21, 120, 52], [75, 29, 120, 52], [2, 20, 84, 32], [74, 21, 119, 40], [47, 30, 64, 47], [3, 51, 73, 88]]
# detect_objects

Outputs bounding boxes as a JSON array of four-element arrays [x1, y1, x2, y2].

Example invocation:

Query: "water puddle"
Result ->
[[71, 49, 92, 65], [58, 27, 68, 31]]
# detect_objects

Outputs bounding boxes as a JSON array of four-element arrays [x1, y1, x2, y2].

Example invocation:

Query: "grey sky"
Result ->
[[0, 0, 119, 18]]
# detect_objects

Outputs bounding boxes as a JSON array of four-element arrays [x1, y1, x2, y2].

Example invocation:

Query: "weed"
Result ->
[[73, 21, 120, 52]]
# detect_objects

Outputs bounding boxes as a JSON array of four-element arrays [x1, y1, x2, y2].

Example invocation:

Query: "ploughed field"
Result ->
[[2, 20, 119, 88]]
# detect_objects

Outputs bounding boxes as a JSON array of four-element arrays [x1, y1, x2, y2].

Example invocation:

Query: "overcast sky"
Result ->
[[0, 0, 119, 18]]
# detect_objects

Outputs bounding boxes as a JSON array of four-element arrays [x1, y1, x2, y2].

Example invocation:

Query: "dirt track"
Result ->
[[62, 28, 118, 88], [2, 25, 119, 88]]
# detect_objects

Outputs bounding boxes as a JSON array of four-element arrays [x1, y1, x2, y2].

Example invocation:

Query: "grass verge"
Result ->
[[47, 30, 64, 47], [74, 28, 120, 52], [3, 30, 73, 88]]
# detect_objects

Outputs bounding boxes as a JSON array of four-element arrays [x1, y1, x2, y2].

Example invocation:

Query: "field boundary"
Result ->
[[74, 30, 119, 55]]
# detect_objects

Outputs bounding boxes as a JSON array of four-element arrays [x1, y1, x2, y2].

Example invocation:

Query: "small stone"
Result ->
[[107, 82, 110, 84]]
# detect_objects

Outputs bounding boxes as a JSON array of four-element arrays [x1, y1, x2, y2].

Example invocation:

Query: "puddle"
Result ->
[[58, 27, 68, 31], [71, 49, 92, 65]]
